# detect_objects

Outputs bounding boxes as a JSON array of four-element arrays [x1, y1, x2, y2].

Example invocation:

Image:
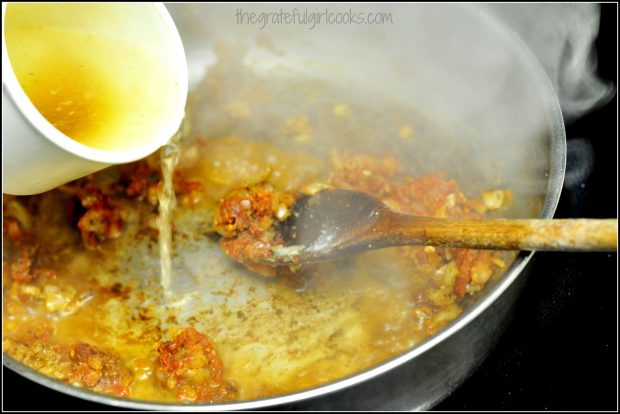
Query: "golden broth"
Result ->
[[4, 5, 179, 151]]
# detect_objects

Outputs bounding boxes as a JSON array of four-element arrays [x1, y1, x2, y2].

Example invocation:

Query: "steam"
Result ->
[[483, 3, 615, 121]]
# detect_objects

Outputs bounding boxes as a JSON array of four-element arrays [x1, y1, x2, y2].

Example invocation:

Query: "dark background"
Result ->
[[2, 4, 617, 412], [437, 4, 618, 411]]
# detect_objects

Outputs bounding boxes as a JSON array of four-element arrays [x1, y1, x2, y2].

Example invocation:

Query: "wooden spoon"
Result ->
[[262, 189, 617, 266]]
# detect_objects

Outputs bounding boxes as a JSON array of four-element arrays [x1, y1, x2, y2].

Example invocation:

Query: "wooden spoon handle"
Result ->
[[380, 215, 618, 252]]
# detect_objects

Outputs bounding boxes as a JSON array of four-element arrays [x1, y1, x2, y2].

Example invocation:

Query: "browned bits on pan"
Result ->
[[121, 160, 161, 205], [3, 332, 132, 398], [219, 233, 280, 277], [394, 174, 460, 215], [4, 244, 38, 283], [70, 159, 204, 250], [3, 331, 70, 377], [214, 182, 296, 238], [213, 183, 297, 277], [75, 182, 125, 250], [2, 132, 516, 403], [3, 217, 40, 283], [450, 249, 479, 298], [212, 153, 510, 297], [121, 158, 204, 208], [3, 216, 26, 240], [329, 152, 402, 197], [155, 328, 237, 403], [69, 343, 133, 397], [328, 153, 508, 298], [107, 282, 130, 300], [174, 177, 204, 207]]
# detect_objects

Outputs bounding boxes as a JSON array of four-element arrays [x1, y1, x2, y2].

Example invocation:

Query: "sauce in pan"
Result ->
[[2, 47, 517, 404]]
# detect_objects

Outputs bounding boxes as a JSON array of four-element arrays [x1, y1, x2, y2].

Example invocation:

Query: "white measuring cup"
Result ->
[[2, 3, 188, 195]]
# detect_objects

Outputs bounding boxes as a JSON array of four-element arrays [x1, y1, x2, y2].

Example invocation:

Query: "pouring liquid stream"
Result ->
[[158, 123, 183, 301], [6, 3, 188, 300]]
